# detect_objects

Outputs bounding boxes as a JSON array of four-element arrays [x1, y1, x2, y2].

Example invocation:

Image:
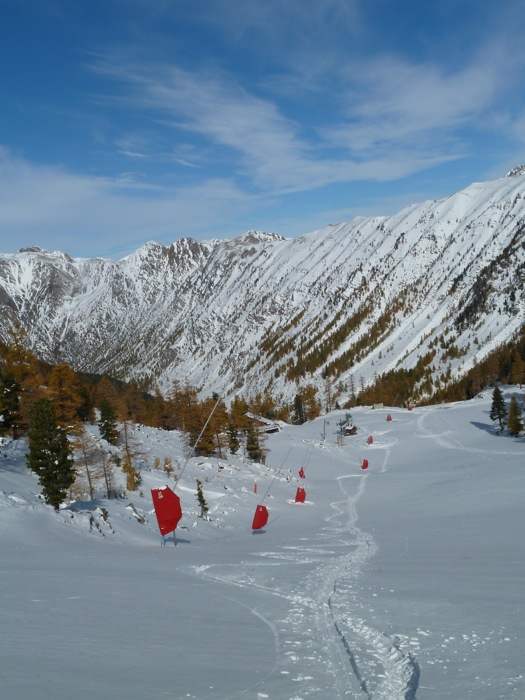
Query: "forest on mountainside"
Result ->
[[1, 322, 523, 509]]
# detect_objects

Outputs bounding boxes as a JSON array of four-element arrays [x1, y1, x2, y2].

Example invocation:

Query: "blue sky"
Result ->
[[2, 0, 525, 258]]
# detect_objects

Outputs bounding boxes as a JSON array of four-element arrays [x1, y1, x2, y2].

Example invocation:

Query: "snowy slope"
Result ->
[[1, 389, 524, 699], [0, 174, 524, 402]]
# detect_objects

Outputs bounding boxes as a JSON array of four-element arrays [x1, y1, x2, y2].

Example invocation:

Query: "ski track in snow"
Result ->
[[2, 400, 523, 699], [186, 439, 420, 699]]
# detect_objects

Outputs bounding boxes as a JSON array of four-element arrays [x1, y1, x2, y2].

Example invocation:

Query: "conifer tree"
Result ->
[[121, 378, 145, 423], [0, 373, 21, 438], [210, 394, 229, 457], [324, 375, 333, 413], [185, 399, 213, 457], [246, 423, 264, 462], [196, 479, 209, 518], [229, 395, 250, 432], [489, 385, 507, 430], [251, 390, 277, 420], [292, 394, 306, 425], [0, 324, 43, 437], [510, 350, 525, 387], [3, 323, 35, 385], [169, 380, 199, 432], [120, 420, 142, 491], [300, 384, 321, 420], [122, 453, 142, 491], [183, 395, 227, 457], [152, 386, 174, 430], [72, 426, 104, 500], [77, 385, 95, 423], [227, 424, 240, 454], [101, 453, 119, 499], [507, 396, 523, 436], [47, 362, 84, 431], [95, 375, 121, 407], [27, 398, 74, 511], [98, 398, 120, 445]]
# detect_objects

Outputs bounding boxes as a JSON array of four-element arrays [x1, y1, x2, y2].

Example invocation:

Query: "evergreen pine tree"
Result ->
[[246, 423, 265, 462], [27, 398, 74, 511], [489, 385, 507, 430], [196, 479, 209, 518], [77, 385, 95, 423], [98, 398, 120, 445], [227, 424, 240, 454], [507, 396, 523, 436], [292, 394, 306, 425]]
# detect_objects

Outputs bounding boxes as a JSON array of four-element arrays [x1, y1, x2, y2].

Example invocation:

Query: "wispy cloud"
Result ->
[[0, 147, 252, 257], [89, 45, 508, 195], [3, 0, 525, 257]]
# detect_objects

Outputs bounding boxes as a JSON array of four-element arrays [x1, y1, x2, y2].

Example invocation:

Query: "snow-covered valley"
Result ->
[[1, 389, 523, 699]]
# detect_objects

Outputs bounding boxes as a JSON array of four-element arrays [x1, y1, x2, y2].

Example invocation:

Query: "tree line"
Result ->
[[0, 326, 322, 511], [3, 321, 521, 512], [347, 328, 525, 409]]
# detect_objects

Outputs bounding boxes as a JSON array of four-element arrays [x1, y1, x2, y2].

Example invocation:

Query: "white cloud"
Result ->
[[0, 147, 253, 257], [89, 54, 471, 194]]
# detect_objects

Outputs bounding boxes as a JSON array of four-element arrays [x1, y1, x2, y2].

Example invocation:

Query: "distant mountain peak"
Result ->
[[505, 165, 525, 177], [238, 230, 286, 244]]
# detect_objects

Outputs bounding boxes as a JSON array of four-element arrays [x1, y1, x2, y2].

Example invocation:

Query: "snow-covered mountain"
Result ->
[[1, 172, 524, 402]]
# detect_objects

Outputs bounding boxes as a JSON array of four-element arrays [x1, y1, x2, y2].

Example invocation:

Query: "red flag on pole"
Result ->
[[252, 504, 269, 530], [361, 459, 369, 470], [367, 435, 374, 445], [151, 486, 182, 536], [295, 487, 306, 503], [298, 467, 306, 479]]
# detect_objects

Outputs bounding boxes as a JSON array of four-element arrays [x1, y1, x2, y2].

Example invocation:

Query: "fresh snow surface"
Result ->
[[1, 390, 524, 699]]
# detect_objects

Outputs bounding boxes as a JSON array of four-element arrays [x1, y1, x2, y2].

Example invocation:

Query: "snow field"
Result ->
[[0, 389, 524, 698]]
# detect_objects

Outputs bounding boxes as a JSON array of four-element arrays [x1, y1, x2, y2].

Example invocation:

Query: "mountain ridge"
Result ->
[[1, 173, 524, 404]]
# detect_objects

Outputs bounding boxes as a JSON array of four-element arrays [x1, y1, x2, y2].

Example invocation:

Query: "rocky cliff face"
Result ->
[[1, 174, 524, 404]]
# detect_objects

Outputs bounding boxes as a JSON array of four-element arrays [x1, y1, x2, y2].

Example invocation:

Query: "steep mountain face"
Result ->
[[1, 174, 524, 404]]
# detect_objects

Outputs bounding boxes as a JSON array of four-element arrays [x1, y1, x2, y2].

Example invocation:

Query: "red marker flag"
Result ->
[[295, 487, 306, 503], [298, 467, 306, 479], [151, 486, 182, 536], [252, 504, 269, 530], [362, 459, 369, 470]]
